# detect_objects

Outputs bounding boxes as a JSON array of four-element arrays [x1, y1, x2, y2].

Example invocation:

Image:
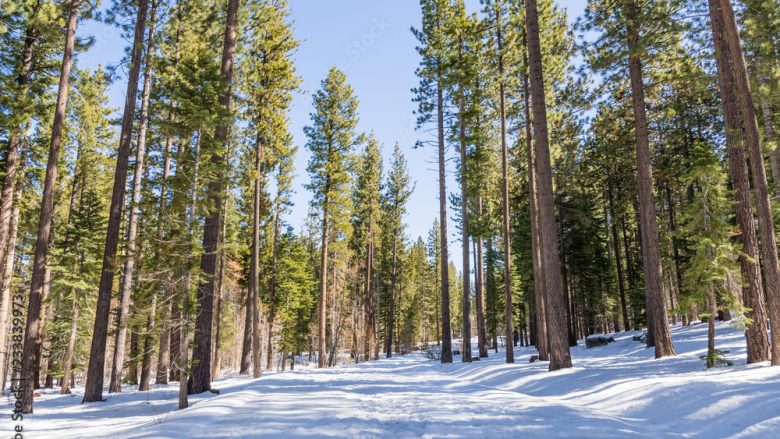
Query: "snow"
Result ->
[[5, 322, 780, 438]]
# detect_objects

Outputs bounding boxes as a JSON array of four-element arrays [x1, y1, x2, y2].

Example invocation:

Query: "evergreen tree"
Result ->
[[350, 134, 383, 361], [305, 68, 359, 368]]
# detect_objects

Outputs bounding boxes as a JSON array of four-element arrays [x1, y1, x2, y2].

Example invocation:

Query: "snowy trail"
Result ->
[[7, 322, 780, 438]]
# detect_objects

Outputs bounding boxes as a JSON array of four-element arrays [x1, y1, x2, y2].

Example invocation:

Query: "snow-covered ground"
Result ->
[[5, 322, 780, 438]]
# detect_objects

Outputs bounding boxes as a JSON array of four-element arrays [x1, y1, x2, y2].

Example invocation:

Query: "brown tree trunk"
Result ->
[[475, 206, 488, 358], [266, 203, 282, 370], [437, 73, 453, 364], [249, 136, 264, 378], [60, 295, 79, 394], [495, 0, 514, 365], [718, 0, 780, 366], [664, 184, 683, 325], [525, 0, 572, 371], [386, 240, 398, 358], [708, 0, 771, 363], [20, 0, 82, 413], [458, 92, 472, 363], [624, 0, 675, 358], [318, 195, 330, 368], [190, 0, 239, 394], [706, 285, 717, 368], [136, 3, 159, 392], [212, 215, 227, 380], [83, 0, 148, 403], [177, 271, 190, 409], [363, 234, 375, 361], [0, 190, 20, 393], [523, 47, 547, 362], [109, 2, 156, 393], [608, 185, 630, 331], [240, 298, 252, 373]]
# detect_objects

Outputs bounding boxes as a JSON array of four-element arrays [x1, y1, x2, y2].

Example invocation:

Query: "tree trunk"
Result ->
[[718, 0, 780, 366], [318, 194, 330, 368], [706, 285, 717, 368], [475, 216, 488, 358], [249, 136, 264, 379], [523, 45, 547, 362], [266, 203, 282, 370], [386, 239, 398, 358], [607, 186, 630, 331], [109, 1, 156, 392], [156, 299, 171, 385], [525, 0, 572, 371], [664, 184, 682, 325], [437, 72, 453, 364], [240, 299, 252, 374], [83, 0, 148, 403], [20, 0, 82, 413], [212, 219, 226, 379], [60, 295, 79, 394], [624, 0, 675, 358], [190, 0, 239, 394], [137, 2, 160, 393], [0, 191, 20, 393], [364, 234, 375, 361], [177, 272, 190, 409], [708, 0, 771, 363], [458, 90, 472, 363]]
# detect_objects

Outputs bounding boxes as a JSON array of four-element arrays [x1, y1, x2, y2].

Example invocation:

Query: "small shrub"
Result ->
[[700, 349, 734, 367]]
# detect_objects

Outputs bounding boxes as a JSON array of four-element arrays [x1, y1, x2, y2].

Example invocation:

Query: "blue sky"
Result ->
[[77, 0, 587, 271]]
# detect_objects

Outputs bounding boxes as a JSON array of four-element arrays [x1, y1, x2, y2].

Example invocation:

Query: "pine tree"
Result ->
[[524, 0, 572, 371], [19, 0, 84, 413], [350, 134, 383, 361], [413, 0, 454, 364], [678, 144, 739, 368], [305, 68, 359, 368], [707, 0, 772, 363], [189, 0, 240, 395], [381, 144, 413, 358]]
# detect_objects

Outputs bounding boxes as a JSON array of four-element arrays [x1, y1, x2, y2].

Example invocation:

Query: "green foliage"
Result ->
[[276, 229, 317, 356], [678, 143, 740, 315], [699, 349, 734, 368]]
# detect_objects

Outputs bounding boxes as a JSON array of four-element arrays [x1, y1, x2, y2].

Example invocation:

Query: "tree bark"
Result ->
[[523, 45, 547, 362], [475, 205, 488, 358], [623, 0, 675, 358], [83, 0, 148, 403], [266, 201, 282, 370], [0, 187, 21, 393], [386, 240, 398, 358], [718, 0, 780, 366], [109, 1, 156, 392], [240, 298, 252, 374], [318, 193, 330, 368], [249, 135, 264, 378], [437, 72, 453, 364], [19, 0, 82, 413], [190, 0, 239, 393], [607, 185, 630, 332], [525, 0, 572, 371], [708, 0, 771, 363], [458, 91, 472, 363]]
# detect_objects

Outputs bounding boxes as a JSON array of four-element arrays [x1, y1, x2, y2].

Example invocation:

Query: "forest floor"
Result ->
[[5, 322, 780, 438]]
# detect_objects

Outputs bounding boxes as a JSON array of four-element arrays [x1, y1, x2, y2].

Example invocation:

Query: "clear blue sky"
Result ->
[[77, 0, 586, 272]]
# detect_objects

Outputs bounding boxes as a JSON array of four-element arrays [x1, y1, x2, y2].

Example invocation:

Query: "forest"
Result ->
[[2, 0, 780, 436]]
